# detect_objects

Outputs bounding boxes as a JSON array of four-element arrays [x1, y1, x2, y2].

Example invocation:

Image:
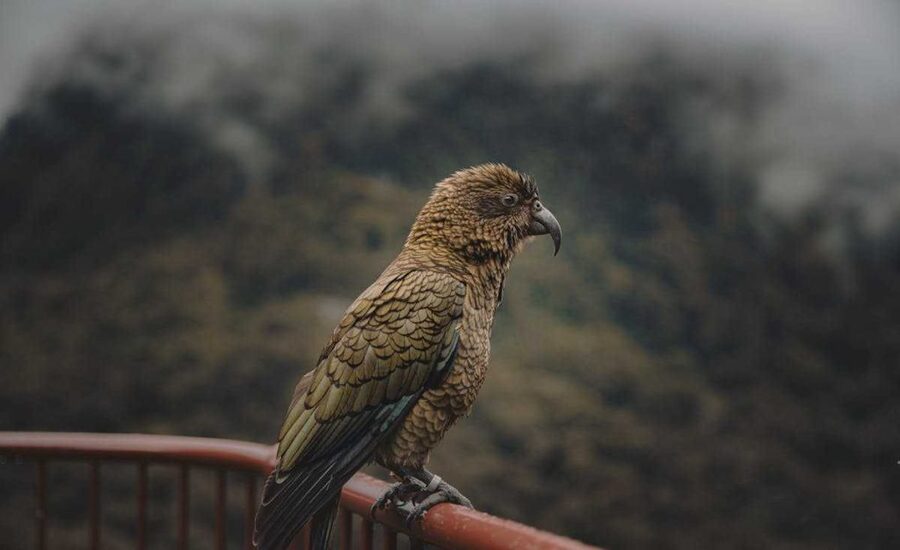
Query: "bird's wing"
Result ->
[[254, 269, 464, 548], [277, 268, 465, 470]]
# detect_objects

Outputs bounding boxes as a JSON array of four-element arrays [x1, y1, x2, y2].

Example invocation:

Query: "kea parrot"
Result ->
[[253, 164, 562, 549]]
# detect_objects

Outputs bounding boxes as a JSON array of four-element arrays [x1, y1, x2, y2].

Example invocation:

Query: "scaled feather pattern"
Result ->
[[254, 164, 561, 549]]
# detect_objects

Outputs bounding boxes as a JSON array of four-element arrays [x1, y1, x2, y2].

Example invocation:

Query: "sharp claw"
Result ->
[[404, 512, 417, 529], [371, 479, 422, 520], [401, 480, 474, 528], [374, 475, 473, 529], [370, 483, 402, 519], [405, 500, 432, 528], [369, 499, 385, 520]]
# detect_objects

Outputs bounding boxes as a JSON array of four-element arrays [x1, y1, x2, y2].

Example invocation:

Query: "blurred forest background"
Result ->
[[1, 1, 899, 548]]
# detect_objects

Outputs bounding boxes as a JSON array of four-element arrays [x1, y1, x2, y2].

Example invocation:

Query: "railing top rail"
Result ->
[[344, 472, 596, 550], [0, 431, 597, 550], [0, 431, 275, 473]]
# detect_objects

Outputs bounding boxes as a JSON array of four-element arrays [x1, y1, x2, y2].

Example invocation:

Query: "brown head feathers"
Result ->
[[405, 164, 541, 266]]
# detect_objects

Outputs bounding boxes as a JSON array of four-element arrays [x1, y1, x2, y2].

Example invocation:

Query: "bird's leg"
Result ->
[[371, 467, 474, 525], [369, 467, 423, 518], [402, 468, 474, 528]]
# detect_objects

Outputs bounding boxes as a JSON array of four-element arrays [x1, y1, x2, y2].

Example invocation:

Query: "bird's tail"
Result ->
[[309, 497, 339, 549], [254, 385, 422, 548], [253, 458, 343, 549], [254, 439, 373, 550]]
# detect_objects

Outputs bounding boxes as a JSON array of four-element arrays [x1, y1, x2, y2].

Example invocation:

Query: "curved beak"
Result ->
[[528, 203, 562, 256]]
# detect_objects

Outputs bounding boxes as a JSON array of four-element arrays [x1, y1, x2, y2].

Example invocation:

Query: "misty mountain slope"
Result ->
[[0, 86, 247, 273], [2, 5, 900, 549]]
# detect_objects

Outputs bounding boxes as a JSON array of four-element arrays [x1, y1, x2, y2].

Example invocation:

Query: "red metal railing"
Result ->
[[0, 432, 596, 549]]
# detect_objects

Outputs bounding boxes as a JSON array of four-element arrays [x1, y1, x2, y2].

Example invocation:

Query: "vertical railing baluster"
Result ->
[[360, 516, 374, 550], [88, 461, 101, 550], [297, 522, 311, 550], [34, 460, 47, 550], [137, 462, 148, 550], [381, 527, 397, 550], [287, 530, 300, 550], [215, 469, 227, 550], [178, 465, 190, 550], [339, 507, 352, 550], [243, 475, 256, 550]]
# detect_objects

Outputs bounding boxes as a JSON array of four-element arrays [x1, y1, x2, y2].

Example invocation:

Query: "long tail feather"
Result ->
[[253, 438, 373, 549], [255, 392, 426, 548], [309, 498, 339, 549]]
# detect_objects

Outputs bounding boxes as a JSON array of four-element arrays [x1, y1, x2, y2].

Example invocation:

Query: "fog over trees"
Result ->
[[1, 1, 899, 548]]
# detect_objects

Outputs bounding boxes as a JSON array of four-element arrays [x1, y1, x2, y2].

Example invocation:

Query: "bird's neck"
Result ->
[[467, 256, 509, 308], [397, 245, 510, 303]]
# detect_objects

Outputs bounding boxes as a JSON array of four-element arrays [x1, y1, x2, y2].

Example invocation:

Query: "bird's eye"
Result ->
[[501, 194, 519, 207]]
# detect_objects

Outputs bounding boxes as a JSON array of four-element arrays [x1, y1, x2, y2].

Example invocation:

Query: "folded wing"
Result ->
[[253, 269, 465, 549]]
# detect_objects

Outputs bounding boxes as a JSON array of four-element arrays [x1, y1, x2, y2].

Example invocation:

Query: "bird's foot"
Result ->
[[403, 476, 473, 528], [370, 480, 421, 519]]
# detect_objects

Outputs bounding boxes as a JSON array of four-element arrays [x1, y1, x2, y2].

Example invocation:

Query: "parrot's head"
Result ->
[[407, 163, 561, 267]]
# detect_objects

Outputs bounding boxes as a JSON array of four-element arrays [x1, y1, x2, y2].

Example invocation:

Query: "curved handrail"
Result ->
[[0, 432, 596, 550], [0, 432, 276, 472]]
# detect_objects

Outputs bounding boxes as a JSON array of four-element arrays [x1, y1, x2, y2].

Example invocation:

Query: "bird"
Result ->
[[253, 163, 562, 549]]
